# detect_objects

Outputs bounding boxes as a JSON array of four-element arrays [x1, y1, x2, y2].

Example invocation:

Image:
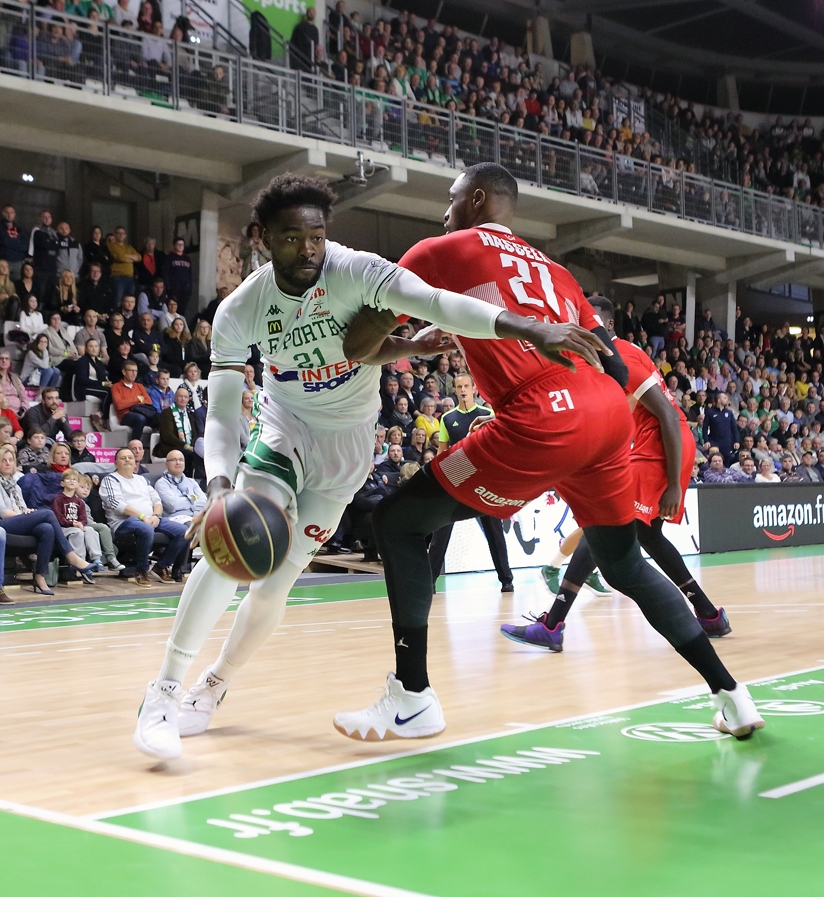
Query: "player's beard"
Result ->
[[274, 261, 322, 296]]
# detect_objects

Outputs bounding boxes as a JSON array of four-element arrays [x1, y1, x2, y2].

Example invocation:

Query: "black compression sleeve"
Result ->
[[590, 325, 628, 387]]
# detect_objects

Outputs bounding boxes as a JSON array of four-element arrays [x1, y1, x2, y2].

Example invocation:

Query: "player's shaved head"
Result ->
[[445, 163, 518, 233], [461, 163, 518, 205], [588, 295, 615, 321]]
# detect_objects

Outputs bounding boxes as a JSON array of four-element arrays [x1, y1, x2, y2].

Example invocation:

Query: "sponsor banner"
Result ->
[[630, 97, 646, 134], [697, 482, 824, 552], [445, 487, 699, 573], [242, 0, 317, 46]]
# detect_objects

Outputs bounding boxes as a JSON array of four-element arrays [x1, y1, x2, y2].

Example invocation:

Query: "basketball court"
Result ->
[[3, 546, 823, 897]]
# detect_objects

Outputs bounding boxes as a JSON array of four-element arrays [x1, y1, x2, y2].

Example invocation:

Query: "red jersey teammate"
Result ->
[[501, 295, 731, 654], [334, 163, 763, 742]]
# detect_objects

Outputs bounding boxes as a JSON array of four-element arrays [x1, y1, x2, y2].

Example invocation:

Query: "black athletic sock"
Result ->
[[545, 589, 579, 629], [675, 633, 736, 693], [679, 579, 717, 619], [393, 624, 429, 693]]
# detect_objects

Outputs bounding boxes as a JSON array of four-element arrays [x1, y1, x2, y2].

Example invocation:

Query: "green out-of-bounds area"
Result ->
[[98, 669, 824, 897]]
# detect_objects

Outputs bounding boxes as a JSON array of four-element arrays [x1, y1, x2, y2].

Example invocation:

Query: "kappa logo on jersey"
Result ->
[[268, 320, 283, 334], [474, 486, 526, 509], [304, 524, 334, 545], [266, 305, 282, 316]]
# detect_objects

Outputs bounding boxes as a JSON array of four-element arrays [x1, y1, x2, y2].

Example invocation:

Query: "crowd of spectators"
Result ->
[[0, 201, 264, 600], [615, 295, 824, 486], [1, 0, 232, 115]]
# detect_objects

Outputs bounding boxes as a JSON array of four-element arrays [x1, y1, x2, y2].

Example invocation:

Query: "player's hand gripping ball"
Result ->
[[200, 490, 292, 580]]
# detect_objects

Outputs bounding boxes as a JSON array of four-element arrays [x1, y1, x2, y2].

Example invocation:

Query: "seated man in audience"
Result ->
[[76, 473, 125, 571], [796, 450, 823, 483], [701, 452, 753, 483], [17, 427, 50, 472], [21, 386, 74, 442], [137, 276, 170, 320], [128, 438, 151, 476], [119, 294, 139, 334], [148, 368, 175, 412], [74, 308, 109, 363], [778, 453, 803, 482], [131, 312, 162, 364], [152, 384, 201, 477], [99, 446, 189, 586], [111, 360, 158, 440], [154, 449, 206, 526], [78, 262, 113, 319]]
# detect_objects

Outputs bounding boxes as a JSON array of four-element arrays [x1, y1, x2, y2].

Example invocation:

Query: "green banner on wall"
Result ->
[[244, 0, 318, 42]]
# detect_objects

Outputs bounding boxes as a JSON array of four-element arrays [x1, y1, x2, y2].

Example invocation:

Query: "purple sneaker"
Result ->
[[500, 613, 564, 652], [698, 607, 731, 638]]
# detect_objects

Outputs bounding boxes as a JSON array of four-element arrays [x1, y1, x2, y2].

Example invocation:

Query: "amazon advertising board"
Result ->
[[697, 482, 824, 552], [444, 488, 700, 574]]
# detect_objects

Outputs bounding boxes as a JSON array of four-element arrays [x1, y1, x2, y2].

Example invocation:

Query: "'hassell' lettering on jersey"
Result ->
[[476, 229, 553, 263]]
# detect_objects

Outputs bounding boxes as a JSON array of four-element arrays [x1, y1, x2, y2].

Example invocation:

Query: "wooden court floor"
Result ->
[[2, 547, 823, 819]]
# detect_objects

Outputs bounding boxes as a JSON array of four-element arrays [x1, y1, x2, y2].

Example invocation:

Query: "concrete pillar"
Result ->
[[532, 16, 553, 60], [724, 281, 737, 340], [198, 189, 221, 311], [570, 31, 596, 70], [717, 75, 739, 111], [685, 271, 697, 348]]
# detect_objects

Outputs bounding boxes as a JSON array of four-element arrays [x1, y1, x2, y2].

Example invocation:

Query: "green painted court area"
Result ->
[[0, 580, 389, 633], [92, 669, 824, 897]]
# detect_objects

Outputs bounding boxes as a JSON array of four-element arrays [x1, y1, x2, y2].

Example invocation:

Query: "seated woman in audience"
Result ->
[[180, 361, 205, 412], [107, 337, 145, 384], [783, 437, 802, 467], [20, 333, 61, 388], [74, 337, 110, 402], [48, 269, 82, 325], [414, 396, 440, 443], [13, 261, 38, 317], [0, 393, 24, 444], [240, 388, 256, 450], [0, 445, 95, 594], [755, 458, 781, 483], [0, 260, 16, 312], [104, 312, 128, 356], [185, 319, 211, 378], [160, 316, 189, 377], [0, 349, 28, 416], [156, 297, 188, 335], [18, 294, 45, 340]]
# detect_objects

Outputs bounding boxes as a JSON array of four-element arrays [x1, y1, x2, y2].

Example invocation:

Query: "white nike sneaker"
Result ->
[[712, 684, 766, 740], [134, 679, 183, 760], [178, 669, 229, 737], [333, 673, 446, 741]]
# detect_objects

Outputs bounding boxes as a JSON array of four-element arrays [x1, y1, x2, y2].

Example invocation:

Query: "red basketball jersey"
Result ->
[[398, 225, 602, 410], [615, 337, 687, 459]]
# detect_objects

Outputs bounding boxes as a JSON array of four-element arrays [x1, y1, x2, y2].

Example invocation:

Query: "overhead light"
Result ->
[[807, 315, 815, 322], [21, 173, 34, 182]]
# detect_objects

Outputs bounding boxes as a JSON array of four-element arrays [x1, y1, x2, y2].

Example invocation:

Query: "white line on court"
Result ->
[[90, 662, 824, 821], [0, 799, 437, 897], [759, 773, 824, 799]]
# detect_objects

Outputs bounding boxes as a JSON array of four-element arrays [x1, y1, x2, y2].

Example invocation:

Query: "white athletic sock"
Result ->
[[211, 559, 303, 677], [157, 558, 239, 684], [549, 547, 569, 568]]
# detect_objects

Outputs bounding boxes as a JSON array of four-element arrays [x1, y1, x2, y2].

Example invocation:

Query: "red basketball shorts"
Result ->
[[631, 422, 695, 525], [430, 367, 636, 528]]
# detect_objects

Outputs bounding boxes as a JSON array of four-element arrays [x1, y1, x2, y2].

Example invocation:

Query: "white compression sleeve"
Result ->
[[380, 267, 503, 339], [203, 367, 246, 484]]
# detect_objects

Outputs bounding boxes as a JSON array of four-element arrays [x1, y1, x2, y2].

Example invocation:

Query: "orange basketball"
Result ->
[[200, 491, 291, 580]]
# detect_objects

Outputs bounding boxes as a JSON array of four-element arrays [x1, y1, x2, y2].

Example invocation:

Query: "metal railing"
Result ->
[[1, 1, 822, 252]]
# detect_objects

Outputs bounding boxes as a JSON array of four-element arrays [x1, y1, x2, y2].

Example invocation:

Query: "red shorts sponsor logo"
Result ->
[[304, 524, 334, 545], [474, 486, 526, 509], [634, 500, 654, 515]]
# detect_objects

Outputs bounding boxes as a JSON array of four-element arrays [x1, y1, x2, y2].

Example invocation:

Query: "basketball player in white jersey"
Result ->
[[134, 174, 610, 760]]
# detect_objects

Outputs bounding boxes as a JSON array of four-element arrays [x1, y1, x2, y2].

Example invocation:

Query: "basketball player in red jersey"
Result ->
[[501, 295, 731, 653], [334, 163, 763, 742]]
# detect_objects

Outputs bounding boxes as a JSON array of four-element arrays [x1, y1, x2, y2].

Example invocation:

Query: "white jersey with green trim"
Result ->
[[210, 241, 401, 428]]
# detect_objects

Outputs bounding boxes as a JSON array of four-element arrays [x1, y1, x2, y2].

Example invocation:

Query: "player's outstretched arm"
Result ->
[[342, 307, 455, 365]]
